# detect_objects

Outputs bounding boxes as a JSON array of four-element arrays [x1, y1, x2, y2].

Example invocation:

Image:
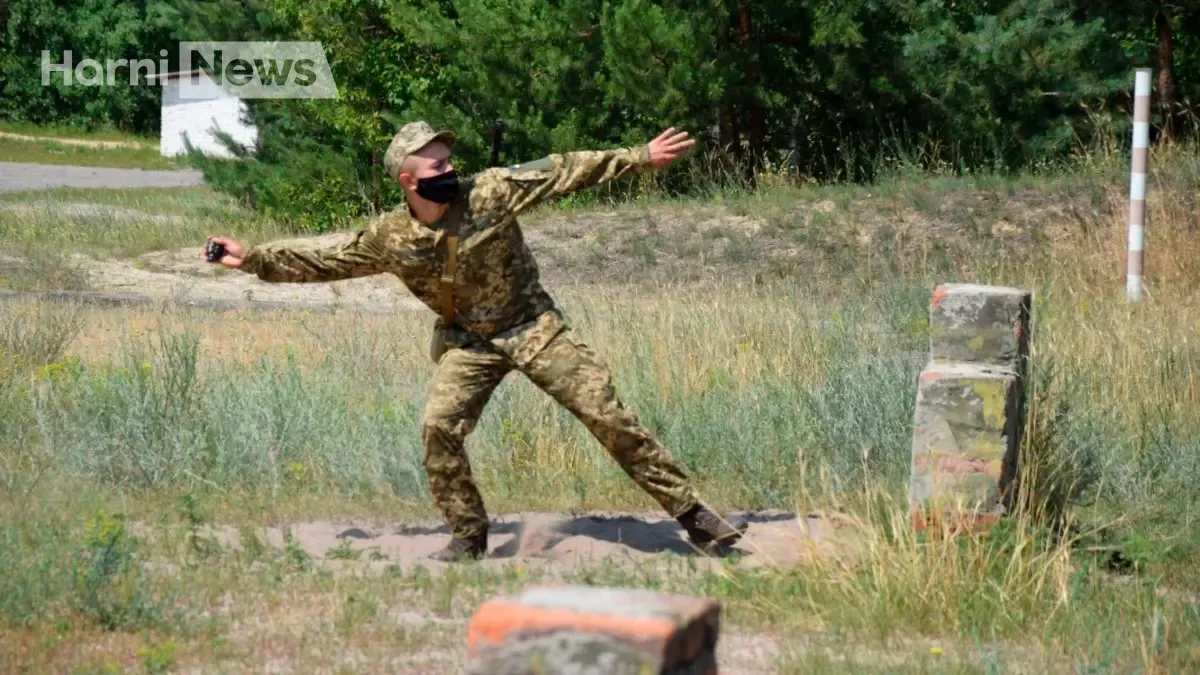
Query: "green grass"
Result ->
[[1, 484, 1196, 672], [0, 186, 220, 211], [0, 271, 1198, 670], [0, 245, 91, 292], [1, 291, 924, 506], [0, 121, 157, 144], [518, 149, 1141, 291], [2, 141, 1200, 671], [0, 187, 287, 277], [0, 137, 181, 170]]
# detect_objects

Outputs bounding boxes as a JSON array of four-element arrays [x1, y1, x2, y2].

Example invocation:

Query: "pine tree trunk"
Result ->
[[1155, 9, 1176, 141], [715, 3, 739, 157], [738, 4, 765, 165], [719, 104, 739, 155]]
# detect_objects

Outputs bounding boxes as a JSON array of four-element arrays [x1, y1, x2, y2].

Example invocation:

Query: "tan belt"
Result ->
[[438, 198, 466, 326]]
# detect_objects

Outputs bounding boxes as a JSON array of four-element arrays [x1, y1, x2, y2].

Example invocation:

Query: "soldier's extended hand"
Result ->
[[647, 128, 696, 169], [204, 235, 246, 268]]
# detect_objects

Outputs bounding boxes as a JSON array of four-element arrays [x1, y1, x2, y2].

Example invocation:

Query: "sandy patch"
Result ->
[[64, 243, 426, 314], [200, 510, 864, 575], [0, 131, 153, 150]]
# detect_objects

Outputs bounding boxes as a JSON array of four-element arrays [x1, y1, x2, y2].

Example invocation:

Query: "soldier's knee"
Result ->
[[421, 415, 450, 443], [421, 412, 473, 448]]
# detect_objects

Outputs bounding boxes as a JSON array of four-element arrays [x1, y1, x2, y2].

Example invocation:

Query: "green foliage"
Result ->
[[0, 302, 85, 379], [176, 0, 451, 230], [1014, 355, 1100, 528], [896, 0, 1127, 170], [282, 529, 312, 571], [136, 641, 178, 674], [0, 515, 69, 628], [1082, 1, 1200, 132], [187, 102, 396, 231], [0, 0, 175, 133], [4, 1, 1196, 224], [237, 525, 267, 562], [326, 537, 360, 560], [35, 330, 205, 488], [72, 510, 165, 630], [177, 492, 221, 560]]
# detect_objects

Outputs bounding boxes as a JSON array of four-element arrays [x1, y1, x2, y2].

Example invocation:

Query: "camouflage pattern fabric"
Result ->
[[240, 145, 653, 365], [240, 140, 703, 537], [423, 329, 699, 538]]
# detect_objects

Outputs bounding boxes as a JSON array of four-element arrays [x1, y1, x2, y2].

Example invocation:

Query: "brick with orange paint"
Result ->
[[930, 284, 949, 310], [912, 508, 1003, 536], [928, 283, 1031, 370], [911, 283, 1034, 531], [466, 584, 720, 675]]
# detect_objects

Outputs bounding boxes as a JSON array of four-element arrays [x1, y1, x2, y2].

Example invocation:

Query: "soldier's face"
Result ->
[[398, 142, 454, 191]]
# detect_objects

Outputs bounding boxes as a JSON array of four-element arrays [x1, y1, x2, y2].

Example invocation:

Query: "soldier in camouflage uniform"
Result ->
[[206, 121, 749, 561]]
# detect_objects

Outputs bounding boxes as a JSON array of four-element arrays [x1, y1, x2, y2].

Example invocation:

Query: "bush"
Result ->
[[72, 510, 165, 630]]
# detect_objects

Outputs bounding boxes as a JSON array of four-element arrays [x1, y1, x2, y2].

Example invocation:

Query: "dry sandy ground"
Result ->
[[202, 510, 860, 574], [0, 178, 869, 672], [3, 193, 773, 310], [1, 231, 431, 313], [0, 131, 155, 149], [72, 235, 426, 314], [186, 510, 862, 673]]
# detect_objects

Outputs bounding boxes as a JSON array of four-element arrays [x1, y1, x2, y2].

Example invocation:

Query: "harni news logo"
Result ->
[[41, 42, 339, 99]]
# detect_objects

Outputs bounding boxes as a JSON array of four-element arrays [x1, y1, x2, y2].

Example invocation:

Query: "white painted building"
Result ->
[[152, 70, 258, 159]]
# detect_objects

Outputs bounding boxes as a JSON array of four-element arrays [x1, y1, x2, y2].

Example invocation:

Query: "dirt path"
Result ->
[[187, 510, 861, 672], [0, 130, 153, 149], [57, 234, 428, 313], [0, 161, 203, 192], [200, 510, 863, 575], [80, 247, 425, 314]]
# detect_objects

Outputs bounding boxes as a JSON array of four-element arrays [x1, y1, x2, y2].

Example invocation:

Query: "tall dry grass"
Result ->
[[1, 136, 1199, 670]]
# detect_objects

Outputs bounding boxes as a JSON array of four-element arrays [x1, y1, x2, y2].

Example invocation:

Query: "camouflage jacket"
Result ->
[[240, 145, 653, 365]]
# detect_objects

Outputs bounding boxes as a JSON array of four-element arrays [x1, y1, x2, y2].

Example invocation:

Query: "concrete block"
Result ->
[[909, 362, 1023, 514], [466, 585, 720, 675], [930, 283, 1031, 370]]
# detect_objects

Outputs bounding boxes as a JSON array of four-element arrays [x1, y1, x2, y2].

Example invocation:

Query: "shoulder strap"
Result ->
[[438, 196, 467, 326]]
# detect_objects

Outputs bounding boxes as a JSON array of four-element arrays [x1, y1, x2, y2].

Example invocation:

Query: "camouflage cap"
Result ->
[[383, 121, 456, 181]]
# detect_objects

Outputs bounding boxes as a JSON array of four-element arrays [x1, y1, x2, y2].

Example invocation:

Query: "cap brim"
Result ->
[[417, 130, 455, 153]]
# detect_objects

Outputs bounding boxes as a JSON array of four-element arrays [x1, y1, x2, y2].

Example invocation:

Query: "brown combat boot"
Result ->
[[428, 532, 488, 562], [677, 505, 748, 548]]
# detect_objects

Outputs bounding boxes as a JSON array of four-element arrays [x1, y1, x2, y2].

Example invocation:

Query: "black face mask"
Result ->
[[415, 170, 460, 204]]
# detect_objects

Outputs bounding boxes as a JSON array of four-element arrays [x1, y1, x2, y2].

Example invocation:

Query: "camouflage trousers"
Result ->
[[421, 328, 700, 539]]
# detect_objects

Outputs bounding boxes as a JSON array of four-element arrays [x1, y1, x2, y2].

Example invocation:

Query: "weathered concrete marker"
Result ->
[[910, 283, 1032, 529], [466, 584, 720, 675]]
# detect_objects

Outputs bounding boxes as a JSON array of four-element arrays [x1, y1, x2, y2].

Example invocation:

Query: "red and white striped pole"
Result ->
[[1127, 68, 1152, 302]]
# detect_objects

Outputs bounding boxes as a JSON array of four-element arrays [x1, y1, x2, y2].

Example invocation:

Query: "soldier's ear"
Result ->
[[397, 171, 417, 192]]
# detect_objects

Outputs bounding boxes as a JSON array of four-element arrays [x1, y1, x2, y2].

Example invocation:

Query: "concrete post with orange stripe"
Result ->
[[909, 284, 1032, 531], [1127, 68, 1152, 302], [466, 584, 720, 674]]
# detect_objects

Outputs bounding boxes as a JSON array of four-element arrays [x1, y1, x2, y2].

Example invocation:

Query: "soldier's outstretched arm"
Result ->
[[485, 127, 695, 216], [206, 214, 399, 283]]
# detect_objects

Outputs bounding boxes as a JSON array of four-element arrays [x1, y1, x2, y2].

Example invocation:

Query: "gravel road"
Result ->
[[0, 161, 204, 193]]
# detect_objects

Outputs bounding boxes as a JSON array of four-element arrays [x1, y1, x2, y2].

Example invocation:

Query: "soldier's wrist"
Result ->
[[239, 246, 264, 275], [633, 144, 653, 167]]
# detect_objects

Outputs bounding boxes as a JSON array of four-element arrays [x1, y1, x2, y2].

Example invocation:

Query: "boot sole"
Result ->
[[427, 550, 487, 563], [688, 522, 749, 550]]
